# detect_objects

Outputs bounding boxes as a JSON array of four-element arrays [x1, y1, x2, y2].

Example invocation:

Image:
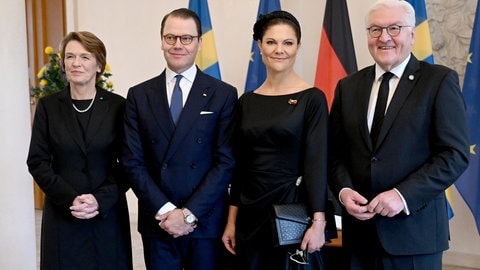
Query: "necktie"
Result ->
[[170, 75, 183, 125], [370, 72, 394, 146]]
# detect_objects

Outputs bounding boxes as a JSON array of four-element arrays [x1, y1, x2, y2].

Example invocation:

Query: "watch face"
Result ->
[[185, 214, 196, 224]]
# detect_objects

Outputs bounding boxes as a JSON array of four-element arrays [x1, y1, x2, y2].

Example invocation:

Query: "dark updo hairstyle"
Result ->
[[60, 31, 107, 82], [252, 10, 301, 43]]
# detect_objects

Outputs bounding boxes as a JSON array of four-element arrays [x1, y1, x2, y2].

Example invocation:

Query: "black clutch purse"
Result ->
[[272, 203, 310, 246], [272, 201, 338, 246]]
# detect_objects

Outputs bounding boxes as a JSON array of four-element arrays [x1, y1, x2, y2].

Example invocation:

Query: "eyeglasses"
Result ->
[[289, 249, 308, 265], [163, 34, 198, 45], [366, 24, 413, 38]]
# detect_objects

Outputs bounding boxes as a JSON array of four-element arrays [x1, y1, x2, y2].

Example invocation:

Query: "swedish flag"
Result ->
[[188, 0, 221, 79], [406, 0, 454, 219], [406, 0, 434, 63], [244, 0, 281, 92]]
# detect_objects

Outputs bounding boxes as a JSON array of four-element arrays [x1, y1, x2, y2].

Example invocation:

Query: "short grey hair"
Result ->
[[365, 0, 416, 27]]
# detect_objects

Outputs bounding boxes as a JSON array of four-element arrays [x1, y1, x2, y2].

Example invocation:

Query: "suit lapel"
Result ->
[[57, 89, 87, 154], [84, 88, 108, 147], [376, 56, 420, 148], [360, 67, 376, 150], [165, 71, 213, 160], [146, 73, 176, 140]]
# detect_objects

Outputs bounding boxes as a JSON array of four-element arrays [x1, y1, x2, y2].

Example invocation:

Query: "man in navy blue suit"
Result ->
[[328, 0, 469, 269], [122, 8, 237, 270]]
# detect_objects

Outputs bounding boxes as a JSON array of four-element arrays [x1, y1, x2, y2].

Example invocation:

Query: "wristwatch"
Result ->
[[181, 208, 198, 225]]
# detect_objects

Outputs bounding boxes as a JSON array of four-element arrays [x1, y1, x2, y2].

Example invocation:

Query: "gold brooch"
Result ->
[[288, 98, 298, 105]]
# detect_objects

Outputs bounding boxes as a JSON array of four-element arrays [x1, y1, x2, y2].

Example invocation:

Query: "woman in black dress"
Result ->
[[222, 11, 329, 270], [27, 31, 132, 270]]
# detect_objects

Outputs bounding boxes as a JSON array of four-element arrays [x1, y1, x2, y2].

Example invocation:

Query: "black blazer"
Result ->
[[122, 69, 238, 238], [27, 87, 132, 270], [328, 55, 470, 255]]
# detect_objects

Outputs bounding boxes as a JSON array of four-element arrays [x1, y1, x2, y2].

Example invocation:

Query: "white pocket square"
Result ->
[[200, 111, 214, 115]]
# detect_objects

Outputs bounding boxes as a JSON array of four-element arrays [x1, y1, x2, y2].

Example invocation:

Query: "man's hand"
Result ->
[[340, 189, 376, 221], [156, 208, 196, 238], [367, 189, 404, 217]]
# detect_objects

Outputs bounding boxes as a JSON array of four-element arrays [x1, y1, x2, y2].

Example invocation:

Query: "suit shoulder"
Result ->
[[97, 88, 125, 101], [129, 74, 163, 92], [197, 72, 237, 92], [419, 61, 457, 77], [338, 65, 373, 87]]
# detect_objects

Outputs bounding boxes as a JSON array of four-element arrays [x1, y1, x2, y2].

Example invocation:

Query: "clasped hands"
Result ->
[[341, 189, 405, 221], [70, 194, 99, 219], [156, 208, 196, 238]]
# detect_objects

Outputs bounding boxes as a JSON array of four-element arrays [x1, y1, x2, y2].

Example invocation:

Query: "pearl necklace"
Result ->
[[72, 92, 96, 113]]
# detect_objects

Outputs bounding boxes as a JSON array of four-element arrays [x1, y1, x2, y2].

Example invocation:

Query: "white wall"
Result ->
[[64, 0, 480, 268], [0, 0, 37, 269], [65, 0, 373, 98]]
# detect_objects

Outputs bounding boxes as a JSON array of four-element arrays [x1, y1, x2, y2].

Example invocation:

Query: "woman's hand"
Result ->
[[300, 213, 327, 253], [70, 194, 99, 219], [222, 205, 239, 255], [222, 223, 237, 255]]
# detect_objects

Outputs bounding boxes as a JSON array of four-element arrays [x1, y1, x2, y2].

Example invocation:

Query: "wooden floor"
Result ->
[[35, 210, 478, 270]]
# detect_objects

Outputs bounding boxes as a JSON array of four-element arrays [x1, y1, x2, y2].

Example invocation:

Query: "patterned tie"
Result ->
[[370, 72, 394, 146], [170, 75, 183, 125]]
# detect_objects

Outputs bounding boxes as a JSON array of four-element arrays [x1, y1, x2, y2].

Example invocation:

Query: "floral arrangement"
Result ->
[[31, 46, 114, 99]]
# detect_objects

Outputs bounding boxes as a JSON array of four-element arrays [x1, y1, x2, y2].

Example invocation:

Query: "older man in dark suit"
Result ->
[[122, 8, 237, 270], [328, 0, 469, 269]]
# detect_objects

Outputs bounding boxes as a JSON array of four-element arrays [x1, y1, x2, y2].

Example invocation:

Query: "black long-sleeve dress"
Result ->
[[229, 88, 329, 270]]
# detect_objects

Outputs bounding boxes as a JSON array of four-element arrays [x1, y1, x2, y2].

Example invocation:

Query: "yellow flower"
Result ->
[[39, 79, 48, 87], [105, 63, 111, 72], [37, 66, 46, 78], [106, 81, 114, 89], [44, 46, 54, 55]]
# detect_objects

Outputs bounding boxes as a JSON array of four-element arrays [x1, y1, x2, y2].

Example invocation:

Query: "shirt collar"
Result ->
[[166, 64, 197, 84], [375, 54, 411, 81]]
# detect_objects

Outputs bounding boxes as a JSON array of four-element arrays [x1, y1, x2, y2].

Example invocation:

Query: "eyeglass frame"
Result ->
[[366, 24, 413, 38], [162, 34, 199, 45], [289, 249, 309, 265]]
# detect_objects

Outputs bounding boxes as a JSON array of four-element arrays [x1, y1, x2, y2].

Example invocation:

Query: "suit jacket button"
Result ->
[[190, 163, 197, 169], [197, 138, 203, 144], [371, 157, 378, 162], [162, 163, 168, 169]]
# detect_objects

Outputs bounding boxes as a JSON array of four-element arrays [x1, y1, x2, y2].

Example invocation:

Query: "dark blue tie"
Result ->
[[370, 72, 393, 146], [170, 75, 183, 125]]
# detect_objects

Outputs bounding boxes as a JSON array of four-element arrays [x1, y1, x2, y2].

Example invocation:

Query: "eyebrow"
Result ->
[[65, 52, 93, 57]]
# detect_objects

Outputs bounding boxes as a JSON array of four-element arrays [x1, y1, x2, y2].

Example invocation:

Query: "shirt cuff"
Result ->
[[338, 187, 353, 205], [156, 202, 177, 217], [393, 188, 410, 215]]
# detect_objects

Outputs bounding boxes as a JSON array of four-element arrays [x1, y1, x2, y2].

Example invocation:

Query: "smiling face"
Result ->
[[161, 16, 201, 74], [367, 5, 415, 71], [258, 23, 300, 74], [64, 40, 100, 88]]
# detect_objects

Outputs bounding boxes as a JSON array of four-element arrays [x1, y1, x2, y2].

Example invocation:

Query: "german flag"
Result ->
[[314, 0, 357, 109]]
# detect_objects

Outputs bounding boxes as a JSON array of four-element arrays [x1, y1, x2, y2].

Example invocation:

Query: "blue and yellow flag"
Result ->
[[456, 2, 480, 235], [406, 0, 454, 219], [406, 0, 434, 63], [244, 0, 281, 92], [188, 0, 221, 79]]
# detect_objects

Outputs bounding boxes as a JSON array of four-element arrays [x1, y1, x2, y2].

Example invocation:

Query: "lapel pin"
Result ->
[[202, 93, 207, 97], [408, 75, 414, 81], [288, 98, 298, 105]]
